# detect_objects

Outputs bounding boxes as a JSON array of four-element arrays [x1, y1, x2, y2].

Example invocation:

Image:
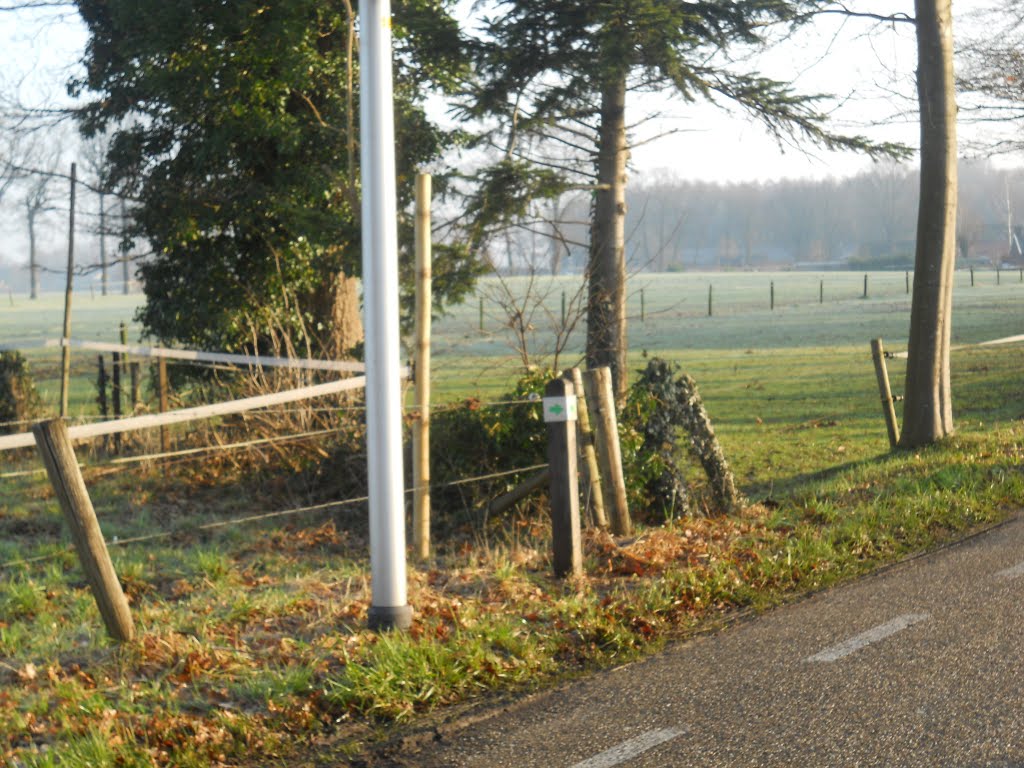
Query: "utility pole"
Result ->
[[360, 0, 411, 631]]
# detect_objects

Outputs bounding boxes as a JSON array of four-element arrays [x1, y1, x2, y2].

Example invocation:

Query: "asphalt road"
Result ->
[[406, 513, 1024, 768]]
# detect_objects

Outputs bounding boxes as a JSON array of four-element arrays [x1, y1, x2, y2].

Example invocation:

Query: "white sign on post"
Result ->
[[542, 395, 578, 423]]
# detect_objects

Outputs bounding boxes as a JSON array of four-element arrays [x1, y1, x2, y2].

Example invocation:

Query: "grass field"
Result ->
[[1, 270, 1023, 766]]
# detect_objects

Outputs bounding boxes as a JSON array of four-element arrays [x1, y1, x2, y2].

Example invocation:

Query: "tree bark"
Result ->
[[900, 0, 957, 448], [586, 71, 629, 402]]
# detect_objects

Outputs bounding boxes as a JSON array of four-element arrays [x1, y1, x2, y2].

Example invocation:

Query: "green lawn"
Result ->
[[1, 271, 1023, 766]]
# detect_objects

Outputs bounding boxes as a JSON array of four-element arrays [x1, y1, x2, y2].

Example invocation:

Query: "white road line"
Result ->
[[569, 728, 686, 768], [995, 561, 1024, 580], [805, 613, 930, 663]]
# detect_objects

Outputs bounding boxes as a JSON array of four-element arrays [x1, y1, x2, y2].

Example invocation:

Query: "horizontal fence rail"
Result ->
[[0, 338, 366, 373], [0, 376, 368, 452]]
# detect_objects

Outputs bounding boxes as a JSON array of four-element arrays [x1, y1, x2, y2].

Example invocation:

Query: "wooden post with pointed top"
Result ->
[[33, 419, 134, 642]]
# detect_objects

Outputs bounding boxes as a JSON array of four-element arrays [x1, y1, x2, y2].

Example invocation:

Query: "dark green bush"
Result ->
[[0, 351, 42, 434]]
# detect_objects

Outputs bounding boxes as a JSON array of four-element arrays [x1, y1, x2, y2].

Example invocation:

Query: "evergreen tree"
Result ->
[[461, 0, 904, 399], [71, 0, 480, 358]]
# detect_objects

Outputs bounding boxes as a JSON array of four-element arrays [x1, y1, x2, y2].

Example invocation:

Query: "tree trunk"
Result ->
[[316, 270, 364, 360], [899, 0, 957, 448], [586, 72, 629, 401], [100, 192, 108, 296]]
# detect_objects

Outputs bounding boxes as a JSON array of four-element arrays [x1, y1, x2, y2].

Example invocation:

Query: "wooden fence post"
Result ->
[[863, 273, 868, 299], [111, 351, 122, 454], [582, 367, 631, 537], [129, 362, 140, 412], [544, 377, 582, 578], [970, 266, 975, 286], [158, 357, 170, 452], [412, 173, 432, 562], [905, 270, 910, 294], [708, 284, 713, 317], [640, 288, 645, 323], [819, 279, 823, 304], [870, 338, 901, 449], [770, 281, 774, 311], [571, 367, 607, 529], [32, 419, 134, 642], [479, 296, 484, 332]]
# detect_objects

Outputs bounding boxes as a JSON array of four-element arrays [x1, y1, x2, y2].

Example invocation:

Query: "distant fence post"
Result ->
[[819, 279, 823, 304], [582, 366, 631, 537], [970, 266, 975, 286], [129, 362, 140, 412], [905, 270, 910, 294], [544, 377, 582, 578], [157, 357, 170, 452], [997, 267, 1001, 285], [32, 419, 135, 642], [571, 367, 607, 529], [708, 284, 713, 317], [863, 273, 868, 299], [412, 173, 432, 562], [870, 338, 901, 449], [770, 281, 774, 311], [640, 288, 645, 323]]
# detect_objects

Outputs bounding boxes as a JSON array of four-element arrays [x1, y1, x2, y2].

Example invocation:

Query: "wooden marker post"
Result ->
[[544, 377, 582, 578], [582, 367, 631, 537], [571, 367, 607, 529], [770, 281, 774, 311], [412, 173, 432, 562], [870, 338, 901, 449], [708, 284, 713, 317], [33, 419, 134, 642], [863, 273, 868, 299]]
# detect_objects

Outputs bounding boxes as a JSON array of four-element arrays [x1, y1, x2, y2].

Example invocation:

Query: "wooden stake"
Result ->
[[571, 367, 607, 529], [708, 284, 713, 316], [770, 281, 774, 311], [60, 163, 77, 418], [863, 273, 868, 299], [32, 419, 134, 642], [871, 338, 901, 449], [544, 377, 582, 577], [582, 367, 631, 537], [412, 173, 432, 561], [820, 279, 824, 304]]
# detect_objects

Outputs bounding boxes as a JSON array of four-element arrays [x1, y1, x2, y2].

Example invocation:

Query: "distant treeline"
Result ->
[[529, 160, 1024, 275]]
